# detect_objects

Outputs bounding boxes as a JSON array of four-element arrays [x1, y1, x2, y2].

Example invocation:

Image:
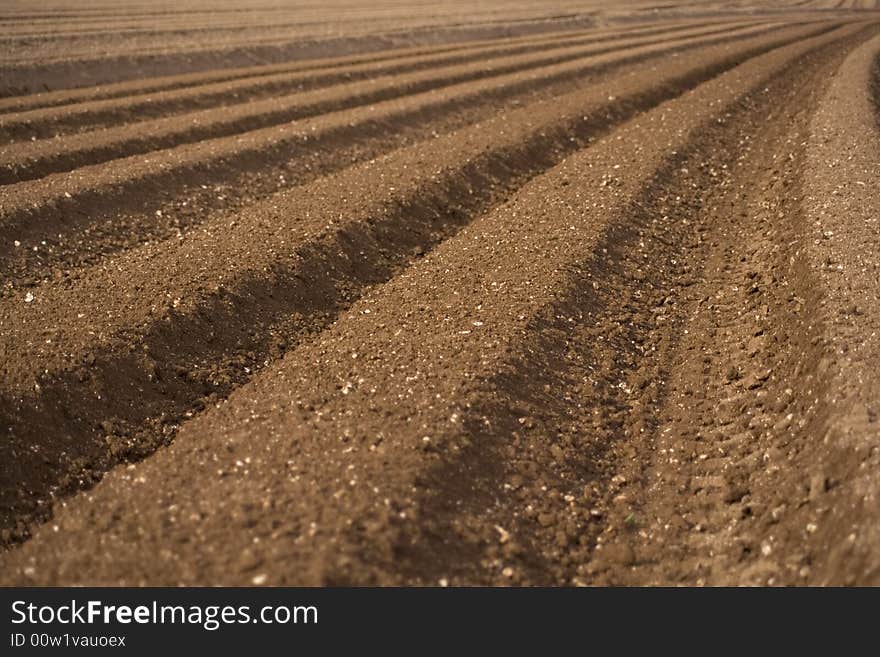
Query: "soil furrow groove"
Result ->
[[0, 22, 834, 289], [0, 21, 734, 142], [0, 20, 872, 583], [1, 21, 843, 547], [0, 22, 783, 184]]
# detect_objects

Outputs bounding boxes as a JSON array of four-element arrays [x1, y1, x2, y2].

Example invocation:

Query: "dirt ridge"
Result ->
[[1, 21, 841, 547], [2, 4, 879, 586], [0, 23, 832, 288], [2, 19, 876, 584]]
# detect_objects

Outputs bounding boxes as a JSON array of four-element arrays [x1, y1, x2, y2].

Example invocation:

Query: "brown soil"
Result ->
[[1, 1, 879, 585]]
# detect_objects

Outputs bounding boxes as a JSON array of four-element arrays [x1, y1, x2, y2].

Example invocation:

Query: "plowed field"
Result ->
[[1, 1, 879, 585]]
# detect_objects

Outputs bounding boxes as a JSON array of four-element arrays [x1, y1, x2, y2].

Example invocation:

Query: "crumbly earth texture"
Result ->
[[1, 1, 879, 585]]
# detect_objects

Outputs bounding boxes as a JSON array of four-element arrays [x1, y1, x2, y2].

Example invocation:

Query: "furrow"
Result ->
[[393, 21, 879, 586], [0, 22, 839, 546], [0, 10, 607, 95], [0, 33, 499, 113], [0, 21, 727, 141], [0, 24, 632, 119], [0, 21, 776, 183], [590, 25, 880, 587], [0, 21, 831, 287], [793, 32, 880, 584], [0, 21, 866, 584]]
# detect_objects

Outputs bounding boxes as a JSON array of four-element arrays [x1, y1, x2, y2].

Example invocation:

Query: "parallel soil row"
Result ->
[[0, 22, 832, 290], [0, 21, 781, 183], [0, 26, 612, 113], [1, 18, 878, 585], [0, 19, 838, 545], [0, 1, 613, 96], [2, 1, 870, 96], [794, 32, 880, 583], [0, 21, 732, 141]]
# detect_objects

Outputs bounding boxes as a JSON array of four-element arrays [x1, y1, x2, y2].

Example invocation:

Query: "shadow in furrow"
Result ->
[[0, 22, 827, 285], [391, 26, 870, 585], [0, 23, 842, 548], [0, 21, 725, 142]]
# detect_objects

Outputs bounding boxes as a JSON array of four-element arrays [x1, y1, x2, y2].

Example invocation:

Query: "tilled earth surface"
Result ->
[[1, 1, 879, 585]]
